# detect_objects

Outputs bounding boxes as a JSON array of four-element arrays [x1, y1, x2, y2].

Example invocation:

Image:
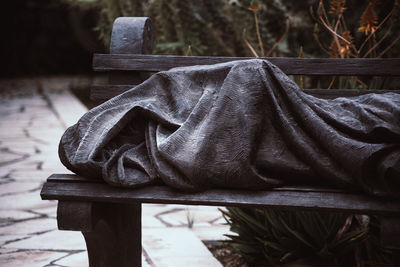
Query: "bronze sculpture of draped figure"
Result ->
[[59, 59, 400, 198]]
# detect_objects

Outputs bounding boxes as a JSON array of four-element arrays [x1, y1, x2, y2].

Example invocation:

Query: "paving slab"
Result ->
[[0, 218, 56, 235], [0, 250, 67, 267], [0, 248, 19, 254], [53, 252, 88, 267], [0, 149, 28, 164], [0, 143, 40, 156], [142, 227, 222, 267], [191, 225, 231, 241], [4, 230, 86, 251], [10, 169, 72, 183], [25, 129, 64, 143], [2, 158, 45, 172], [0, 210, 40, 222], [0, 168, 12, 178], [32, 205, 57, 218], [0, 182, 41, 197], [0, 234, 30, 246], [44, 88, 88, 128], [53, 251, 153, 267], [0, 190, 51, 210], [142, 204, 171, 228], [156, 205, 225, 227]]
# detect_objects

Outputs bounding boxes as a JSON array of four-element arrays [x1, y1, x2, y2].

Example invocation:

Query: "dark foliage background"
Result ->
[[1, 0, 399, 77], [0, 0, 105, 76]]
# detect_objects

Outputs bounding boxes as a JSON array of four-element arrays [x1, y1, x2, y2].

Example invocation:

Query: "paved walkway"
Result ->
[[0, 77, 230, 267]]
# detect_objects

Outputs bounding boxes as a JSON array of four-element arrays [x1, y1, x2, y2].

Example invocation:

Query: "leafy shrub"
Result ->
[[221, 207, 395, 266]]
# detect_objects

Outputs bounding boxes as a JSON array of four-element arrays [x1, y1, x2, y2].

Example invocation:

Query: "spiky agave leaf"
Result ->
[[221, 207, 390, 266]]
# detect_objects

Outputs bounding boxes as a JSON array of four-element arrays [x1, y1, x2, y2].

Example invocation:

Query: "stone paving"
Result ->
[[0, 77, 231, 267]]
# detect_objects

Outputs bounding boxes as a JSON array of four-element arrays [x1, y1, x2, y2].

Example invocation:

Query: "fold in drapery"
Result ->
[[59, 59, 400, 197]]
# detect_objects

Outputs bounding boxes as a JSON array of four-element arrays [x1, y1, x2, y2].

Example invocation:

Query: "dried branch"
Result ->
[[362, 24, 392, 58], [318, 0, 331, 25], [333, 13, 344, 58], [249, 4, 265, 57], [327, 76, 336, 89], [357, 2, 397, 55], [355, 77, 368, 88], [265, 19, 290, 57], [319, 15, 351, 45], [319, 15, 347, 58], [243, 37, 259, 57], [298, 46, 304, 89], [313, 23, 331, 55], [378, 35, 400, 58], [333, 215, 353, 243], [334, 13, 342, 33]]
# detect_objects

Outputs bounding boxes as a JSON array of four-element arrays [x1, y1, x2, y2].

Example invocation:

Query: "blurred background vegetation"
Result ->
[[2, 0, 399, 77], [1, 0, 97, 76]]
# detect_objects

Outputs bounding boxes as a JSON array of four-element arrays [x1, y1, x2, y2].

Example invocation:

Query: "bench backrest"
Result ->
[[91, 17, 400, 102]]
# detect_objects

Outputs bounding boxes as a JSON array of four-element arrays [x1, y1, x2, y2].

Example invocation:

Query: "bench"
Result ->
[[41, 17, 400, 267]]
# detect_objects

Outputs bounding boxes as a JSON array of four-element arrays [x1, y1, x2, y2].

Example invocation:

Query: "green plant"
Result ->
[[61, 0, 311, 57], [186, 208, 195, 228], [221, 207, 395, 266]]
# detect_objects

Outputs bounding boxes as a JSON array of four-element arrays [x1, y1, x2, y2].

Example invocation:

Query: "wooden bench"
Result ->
[[41, 17, 400, 267]]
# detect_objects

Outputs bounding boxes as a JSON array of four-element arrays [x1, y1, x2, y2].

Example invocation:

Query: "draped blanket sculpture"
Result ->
[[59, 59, 400, 197]]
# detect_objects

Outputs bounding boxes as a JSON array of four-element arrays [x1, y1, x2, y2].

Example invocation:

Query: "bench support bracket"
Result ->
[[58, 201, 142, 267]]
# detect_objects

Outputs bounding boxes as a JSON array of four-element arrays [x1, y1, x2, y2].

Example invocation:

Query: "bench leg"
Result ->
[[381, 217, 400, 250], [57, 201, 142, 267]]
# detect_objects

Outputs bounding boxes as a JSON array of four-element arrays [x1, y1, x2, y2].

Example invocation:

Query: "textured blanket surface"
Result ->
[[59, 59, 400, 197]]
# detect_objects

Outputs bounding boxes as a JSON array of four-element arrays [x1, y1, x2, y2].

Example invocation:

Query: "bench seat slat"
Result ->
[[41, 179, 400, 216], [92, 54, 400, 76], [46, 174, 344, 192]]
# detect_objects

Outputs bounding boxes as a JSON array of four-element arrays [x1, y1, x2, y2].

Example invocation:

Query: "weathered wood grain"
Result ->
[[381, 217, 400, 250], [304, 89, 399, 98], [46, 174, 343, 192], [82, 202, 142, 267], [93, 54, 400, 76], [57, 201, 94, 231], [41, 179, 400, 216], [109, 18, 154, 86], [90, 85, 136, 100], [55, 198, 142, 267], [48, 173, 103, 183], [110, 17, 154, 55]]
